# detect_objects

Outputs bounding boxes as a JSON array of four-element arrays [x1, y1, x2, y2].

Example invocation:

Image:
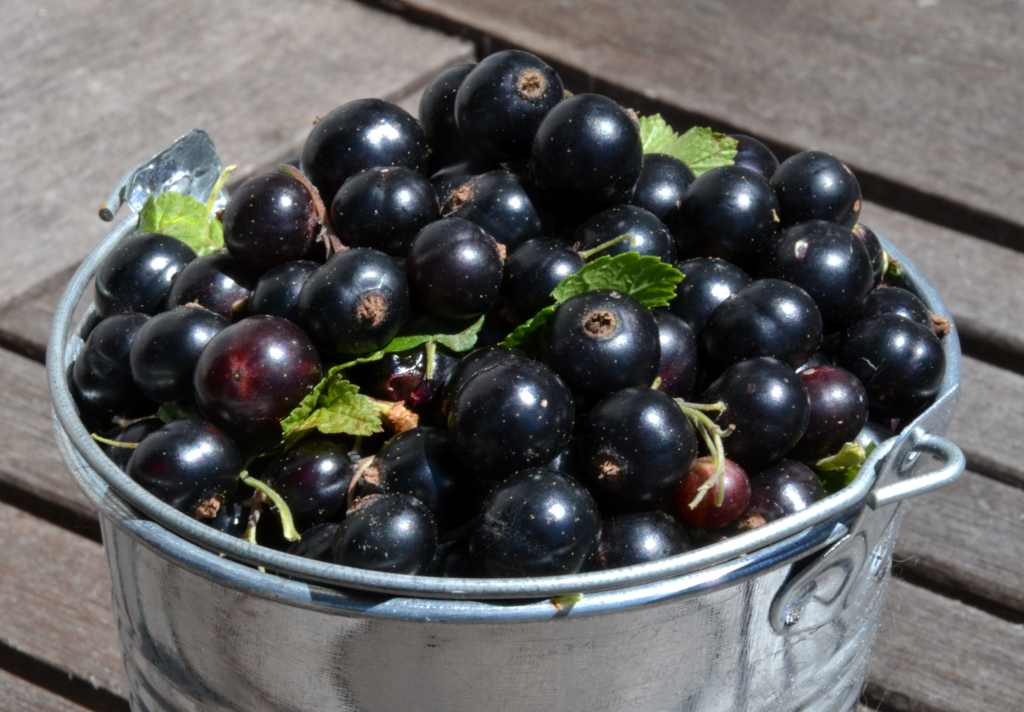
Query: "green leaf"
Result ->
[[637, 114, 737, 176], [279, 370, 386, 442], [815, 441, 877, 494], [137, 164, 235, 256], [330, 315, 486, 372], [501, 253, 683, 349]]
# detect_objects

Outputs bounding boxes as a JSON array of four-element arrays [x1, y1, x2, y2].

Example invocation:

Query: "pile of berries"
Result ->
[[71, 50, 948, 579]]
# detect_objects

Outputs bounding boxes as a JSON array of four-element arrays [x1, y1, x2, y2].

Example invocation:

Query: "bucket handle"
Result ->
[[867, 428, 965, 509]]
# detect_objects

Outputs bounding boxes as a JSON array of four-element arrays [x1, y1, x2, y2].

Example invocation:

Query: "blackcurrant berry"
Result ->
[[166, 250, 257, 320], [332, 493, 437, 574], [591, 512, 689, 569], [455, 50, 564, 163], [205, 498, 248, 536], [377, 427, 467, 528], [330, 166, 438, 256], [194, 316, 322, 444], [94, 233, 195, 317], [743, 460, 824, 526], [702, 357, 810, 470], [249, 260, 319, 323], [653, 311, 698, 398], [441, 346, 526, 415], [839, 314, 945, 419], [730, 134, 779, 179], [470, 468, 600, 577], [501, 238, 584, 322], [222, 170, 321, 270], [547, 290, 660, 396], [764, 220, 874, 331], [770, 150, 862, 227], [301, 99, 429, 204], [792, 366, 868, 461], [260, 436, 355, 529], [670, 166, 780, 266], [852, 223, 885, 286], [298, 247, 410, 358], [353, 345, 458, 414], [530, 94, 643, 217], [127, 419, 242, 514], [448, 356, 573, 479], [674, 457, 751, 530], [129, 305, 229, 404], [668, 257, 751, 334], [430, 161, 481, 206], [407, 217, 504, 322], [630, 153, 694, 225], [72, 313, 154, 421], [288, 522, 341, 561], [859, 286, 932, 330], [582, 387, 697, 506], [443, 169, 543, 249], [101, 418, 162, 470], [419, 62, 475, 169], [703, 279, 822, 369], [574, 205, 676, 263]]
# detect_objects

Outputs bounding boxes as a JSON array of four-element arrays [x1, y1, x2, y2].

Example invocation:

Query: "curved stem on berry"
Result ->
[[346, 456, 379, 511], [240, 471, 301, 542], [424, 340, 438, 381], [243, 495, 263, 545], [674, 400, 731, 508], [576, 233, 630, 260], [205, 164, 238, 215], [90, 433, 139, 449]]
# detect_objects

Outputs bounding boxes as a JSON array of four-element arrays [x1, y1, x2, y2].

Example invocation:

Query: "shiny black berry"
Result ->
[[501, 238, 584, 322], [743, 460, 824, 527], [583, 387, 697, 506], [591, 512, 689, 569], [288, 522, 342, 561], [94, 233, 195, 317], [547, 290, 660, 396], [260, 436, 354, 529], [419, 62, 475, 168], [72, 313, 153, 421], [448, 356, 573, 479], [441, 346, 526, 414], [764, 220, 874, 331], [353, 345, 458, 413], [249, 260, 319, 323], [668, 257, 751, 334], [443, 169, 542, 249], [792, 366, 869, 461], [129, 305, 229, 403], [671, 166, 780, 265], [839, 314, 945, 419], [702, 357, 810, 470], [455, 50, 564, 163], [470, 468, 600, 576], [852, 223, 885, 286], [430, 161, 481, 205], [377, 427, 467, 528], [407, 217, 504, 321], [298, 248, 410, 357], [859, 286, 932, 330], [630, 153, 694, 225], [332, 493, 437, 574], [574, 205, 676, 262], [222, 170, 321, 269], [166, 250, 257, 320], [127, 419, 241, 514], [771, 150, 862, 227], [194, 316, 322, 444], [654, 311, 698, 398], [730, 134, 779, 179], [530, 94, 642, 217], [703, 279, 823, 368], [301, 99, 429, 204], [330, 166, 438, 256], [101, 418, 162, 470]]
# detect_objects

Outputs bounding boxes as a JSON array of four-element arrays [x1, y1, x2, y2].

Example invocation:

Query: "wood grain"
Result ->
[[370, 0, 1024, 243], [0, 0, 472, 308], [869, 577, 1024, 712], [0, 501, 125, 697], [953, 358, 1024, 488], [0, 670, 94, 712]]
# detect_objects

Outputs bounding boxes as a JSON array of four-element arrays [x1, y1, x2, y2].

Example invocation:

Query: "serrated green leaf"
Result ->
[[139, 192, 223, 255], [815, 441, 876, 493], [500, 253, 683, 349], [330, 315, 486, 371], [279, 370, 385, 441], [637, 114, 738, 176]]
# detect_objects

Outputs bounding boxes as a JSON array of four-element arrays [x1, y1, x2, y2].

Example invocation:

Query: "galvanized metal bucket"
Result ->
[[47, 137, 965, 712]]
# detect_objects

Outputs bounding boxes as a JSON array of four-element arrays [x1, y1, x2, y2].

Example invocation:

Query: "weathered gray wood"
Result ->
[[953, 358, 1024, 488], [0, 0, 472, 308], [375, 0, 1024, 239], [0, 502, 125, 697], [0, 670, 94, 712], [869, 578, 1024, 712]]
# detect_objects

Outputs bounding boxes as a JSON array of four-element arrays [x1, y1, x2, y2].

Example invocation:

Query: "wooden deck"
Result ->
[[0, 1, 1021, 710]]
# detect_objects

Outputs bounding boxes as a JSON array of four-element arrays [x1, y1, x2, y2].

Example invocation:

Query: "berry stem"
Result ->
[[424, 339, 438, 381], [240, 471, 301, 542], [675, 400, 731, 508], [576, 234, 630, 260], [205, 164, 238, 215], [90, 433, 138, 449]]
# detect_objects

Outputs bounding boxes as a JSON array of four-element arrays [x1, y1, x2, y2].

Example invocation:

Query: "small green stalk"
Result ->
[[675, 400, 731, 508], [90, 433, 138, 449], [240, 471, 301, 542], [205, 164, 238, 214], [577, 234, 631, 260], [424, 340, 438, 381]]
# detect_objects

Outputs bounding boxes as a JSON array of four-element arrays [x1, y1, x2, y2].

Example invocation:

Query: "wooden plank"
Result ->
[[374, 0, 1024, 241], [953, 358, 1024, 488], [0, 0, 472, 308], [896, 471, 1024, 617], [0, 670, 94, 712], [868, 577, 1024, 712], [0, 502, 125, 697]]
